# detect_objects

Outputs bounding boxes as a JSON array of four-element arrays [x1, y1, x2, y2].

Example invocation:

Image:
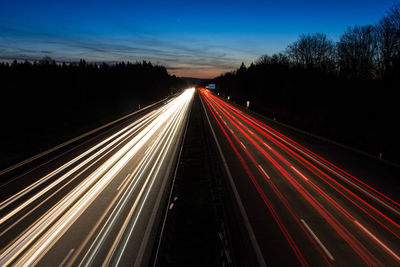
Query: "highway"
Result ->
[[0, 88, 195, 266], [199, 88, 400, 266]]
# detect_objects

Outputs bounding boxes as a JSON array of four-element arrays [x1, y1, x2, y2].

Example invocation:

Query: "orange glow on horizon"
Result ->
[[168, 67, 234, 79]]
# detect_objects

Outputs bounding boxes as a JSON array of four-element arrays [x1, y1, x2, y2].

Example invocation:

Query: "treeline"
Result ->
[[0, 58, 187, 169], [213, 2, 400, 164]]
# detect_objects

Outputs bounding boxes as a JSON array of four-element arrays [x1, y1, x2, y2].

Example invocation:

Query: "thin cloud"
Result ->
[[0, 25, 248, 77]]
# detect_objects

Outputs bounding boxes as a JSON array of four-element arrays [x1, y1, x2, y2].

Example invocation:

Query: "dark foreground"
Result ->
[[0, 90, 193, 266], [1, 89, 399, 266], [199, 89, 400, 266]]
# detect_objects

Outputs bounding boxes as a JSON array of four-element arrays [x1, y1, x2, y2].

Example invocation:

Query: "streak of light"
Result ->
[[202, 91, 400, 265], [0, 89, 195, 266], [209, 92, 400, 239], [201, 93, 334, 265], [291, 166, 309, 181], [355, 220, 400, 263], [117, 173, 131, 191], [201, 91, 388, 266], [210, 92, 400, 215], [81, 93, 191, 266], [0, 109, 160, 222], [108, 91, 192, 266], [201, 92, 309, 266], [301, 219, 335, 261], [258, 165, 270, 179], [59, 248, 75, 267]]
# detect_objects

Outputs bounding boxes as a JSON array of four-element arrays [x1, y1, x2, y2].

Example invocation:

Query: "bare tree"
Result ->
[[286, 33, 336, 71], [256, 55, 273, 65], [256, 53, 289, 66], [337, 25, 378, 79], [376, 2, 400, 77]]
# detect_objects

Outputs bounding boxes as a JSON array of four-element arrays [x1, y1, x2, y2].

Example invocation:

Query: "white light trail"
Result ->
[[0, 89, 195, 266], [0, 108, 161, 218]]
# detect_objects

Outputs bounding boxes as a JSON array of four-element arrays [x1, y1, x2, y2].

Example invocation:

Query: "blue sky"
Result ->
[[0, 0, 395, 77]]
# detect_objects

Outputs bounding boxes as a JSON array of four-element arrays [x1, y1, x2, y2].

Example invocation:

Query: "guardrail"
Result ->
[[152, 96, 192, 266], [200, 92, 266, 266], [0, 97, 169, 176], [225, 97, 400, 169]]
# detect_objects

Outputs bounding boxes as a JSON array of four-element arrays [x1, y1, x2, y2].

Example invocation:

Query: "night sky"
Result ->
[[0, 0, 395, 78]]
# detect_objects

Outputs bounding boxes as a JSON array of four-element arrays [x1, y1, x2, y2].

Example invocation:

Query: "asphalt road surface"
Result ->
[[0, 89, 194, 266], [200, 88, 400, 266]]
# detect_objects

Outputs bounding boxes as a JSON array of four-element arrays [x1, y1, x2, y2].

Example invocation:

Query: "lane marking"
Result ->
[[92, 90, 194, 266], [301, 219, 334, 261], [200, 95, 266, 267], [59, 248, 74, 267], [0, 97, 168, 176], [0, 110, 159, 218], [240, 142, 246, 149], [2, 92, 192, 266], [291, 166, 309, 181], [169, 203, 174, 210], [245, 115, 400, 217], [258, 165, 270, 179], [76, 142, 153, 266], [262, 142, 272, 150], [0, 131, 137, 237], [354, 220, 400, 262], [117, 173, 131, 191], [132, 99, 194, 267]]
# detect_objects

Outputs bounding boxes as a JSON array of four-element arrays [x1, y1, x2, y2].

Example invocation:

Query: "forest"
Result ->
[[213, 2, 400, 164], [0, 59, 187, 169]]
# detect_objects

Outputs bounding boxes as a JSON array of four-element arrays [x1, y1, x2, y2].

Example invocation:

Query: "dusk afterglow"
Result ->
[[0, 0, 395, 77], [1, 1, 400, 265]]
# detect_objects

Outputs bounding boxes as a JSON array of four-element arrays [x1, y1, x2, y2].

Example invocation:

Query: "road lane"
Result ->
[[0, 89, 194, 266], [200, 89, 400, 266]]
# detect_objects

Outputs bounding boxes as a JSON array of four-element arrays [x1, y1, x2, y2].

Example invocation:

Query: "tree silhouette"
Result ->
[[211, 2, 400, 164], [0, 59, 187, 169], [286, 33, 336, 72], [337, 25, 378, 79], [376, 2, 400, 78]]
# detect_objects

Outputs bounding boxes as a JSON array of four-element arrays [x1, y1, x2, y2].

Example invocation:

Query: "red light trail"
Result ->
[[200, 88, 400, 266]]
